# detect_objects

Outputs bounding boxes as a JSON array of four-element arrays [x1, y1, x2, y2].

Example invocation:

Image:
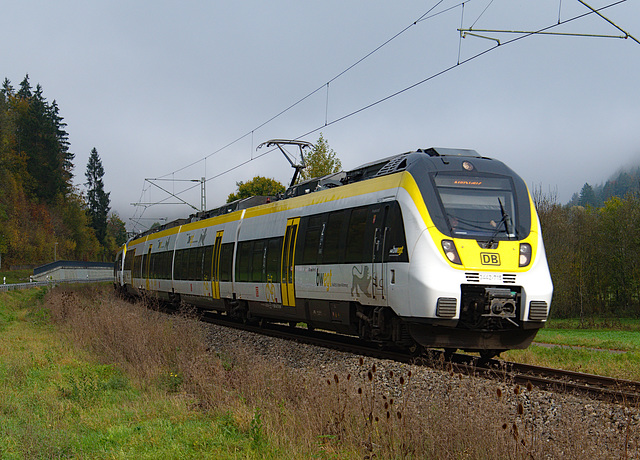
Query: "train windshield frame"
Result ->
[[433, 174, 519, 240]]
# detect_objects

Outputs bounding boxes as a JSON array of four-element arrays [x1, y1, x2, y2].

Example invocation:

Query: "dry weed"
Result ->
[[42, 286, 639, 458]]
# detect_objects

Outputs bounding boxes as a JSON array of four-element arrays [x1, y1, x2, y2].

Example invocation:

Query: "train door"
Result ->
[[144, 245, 152, 291], [124, 248, 135, 285], [212, 231, 224, 299], [369, 205, 389, 300], [281, 217, 300, 307]]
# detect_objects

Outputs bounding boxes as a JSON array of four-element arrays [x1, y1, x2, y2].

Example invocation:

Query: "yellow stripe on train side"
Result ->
[[130, 172, 412, 246]]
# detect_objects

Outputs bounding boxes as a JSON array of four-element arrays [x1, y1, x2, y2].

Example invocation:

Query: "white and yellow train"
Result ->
[[115, 147, 553, 357]]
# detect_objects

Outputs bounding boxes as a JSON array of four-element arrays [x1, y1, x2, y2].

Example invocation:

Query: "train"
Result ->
[[114, 146, 553, 359]]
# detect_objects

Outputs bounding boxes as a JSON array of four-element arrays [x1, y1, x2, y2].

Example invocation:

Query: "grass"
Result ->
[[535, 328, 640, 351], [546, 317, 640, 331], [504, 345, 640, 381], [1, 285, 638, 458], [0, 269, 34, 284], [502, 318, 640, 380], [0, 287, 282, 458]]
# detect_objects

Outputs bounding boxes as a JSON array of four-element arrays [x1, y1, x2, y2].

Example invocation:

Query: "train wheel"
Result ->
[[479, 349, 503, 363], [407, 342, 423, 357]]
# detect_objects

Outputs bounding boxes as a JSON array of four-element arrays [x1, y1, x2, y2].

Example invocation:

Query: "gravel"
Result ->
[[205, 322, 639, 457]]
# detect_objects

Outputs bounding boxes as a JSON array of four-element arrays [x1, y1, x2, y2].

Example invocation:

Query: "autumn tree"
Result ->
[[227, 176, 285, 203], [107, 213, 127, 247], [299, 133, 342, 181], [85, 147, 110, 245], [0, 75, 109, 264]]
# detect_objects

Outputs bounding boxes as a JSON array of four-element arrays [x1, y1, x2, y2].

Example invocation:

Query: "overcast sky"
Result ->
[[3, 0, 639, 231]]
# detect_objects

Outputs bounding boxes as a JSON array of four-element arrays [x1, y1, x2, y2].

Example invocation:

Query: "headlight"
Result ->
[[519, 243, 532, 267], [441, 239, 462, 265]]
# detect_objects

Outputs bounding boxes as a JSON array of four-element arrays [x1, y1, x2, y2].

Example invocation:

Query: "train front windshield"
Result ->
[[434, 175, 518, 240]]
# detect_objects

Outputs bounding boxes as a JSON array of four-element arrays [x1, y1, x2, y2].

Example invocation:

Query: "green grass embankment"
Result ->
[[504, 319, 640, 381], [0, 288, 277, 459], [0, 269, 34, 284]]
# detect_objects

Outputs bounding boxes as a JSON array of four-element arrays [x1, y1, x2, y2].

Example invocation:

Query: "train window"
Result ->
[[149, 253, 157, 279], [383, 202, 409, 263], [322, 211, 345, 264], [147, 254, 153, 279], [173, 250, 181, 279], [318, 222, 326, 258], [265, 237, 282, 283], [219, 243, 234, 282], [203, 245, 213, 281], [133, 255, 142, 278], [187, 248, 196, 280], [174, 249, 185, 280], [302, 228, 321, 265], [163, 251, 172, 279], [194, 247, 205, 281], [155, 252, 163, 279], [125, 249, 136, 271], [251, 240, 265, 282], [301, 215, 325, 265], [195, 248, 202, 280], [157, 253, 162, 279], [177, 248, 203, 281], [345, 207, 368, 263], [236, 241, 252, 282], [186, 248, 194, 280], [434, 174, 518, 239], [159, 252, 166, 279]]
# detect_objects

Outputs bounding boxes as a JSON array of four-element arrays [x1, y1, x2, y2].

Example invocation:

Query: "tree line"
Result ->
[[568, 168, 640, 208], [535, 187, 640, 319], [0, 75, 125, 267]]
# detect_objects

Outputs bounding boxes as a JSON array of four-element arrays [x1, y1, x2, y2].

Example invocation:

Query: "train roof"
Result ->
[[131, 147, 497, 241]]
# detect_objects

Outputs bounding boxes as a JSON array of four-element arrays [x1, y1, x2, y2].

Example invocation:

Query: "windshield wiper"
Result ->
[[487, 198, 510, 246]]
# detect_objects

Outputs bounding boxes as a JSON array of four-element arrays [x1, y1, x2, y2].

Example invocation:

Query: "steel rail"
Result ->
[[186, 309, 640, 406]]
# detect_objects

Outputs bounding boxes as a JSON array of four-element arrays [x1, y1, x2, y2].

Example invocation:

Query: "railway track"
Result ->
[[198, 310, 639, 406], [477, 360, 640, 405]]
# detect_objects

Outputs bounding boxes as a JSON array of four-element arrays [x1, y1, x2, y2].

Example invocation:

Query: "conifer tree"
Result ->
[[578, 183, 597, 207], [17, 74, 32, 99], [85, 147, 110, 244], [12, 76, 74, 202]]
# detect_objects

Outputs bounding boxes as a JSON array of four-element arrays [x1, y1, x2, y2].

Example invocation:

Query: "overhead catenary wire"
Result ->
[[150, 0, 452, 182], [130, 0, 459, 230], [294, 0, 634, 145], [576, 0, 639, 44], [156, 1, 631, 195], [130, 0, 636, 232]]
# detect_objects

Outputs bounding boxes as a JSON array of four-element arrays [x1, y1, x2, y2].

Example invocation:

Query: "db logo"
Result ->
[[481, 253, 501, 266]]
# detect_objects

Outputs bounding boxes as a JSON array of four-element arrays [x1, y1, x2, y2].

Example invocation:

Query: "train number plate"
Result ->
[[479, 273, 502, 282]]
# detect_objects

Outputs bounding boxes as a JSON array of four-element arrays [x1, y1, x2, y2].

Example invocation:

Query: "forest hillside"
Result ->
[[0, 75, 125, 267]]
